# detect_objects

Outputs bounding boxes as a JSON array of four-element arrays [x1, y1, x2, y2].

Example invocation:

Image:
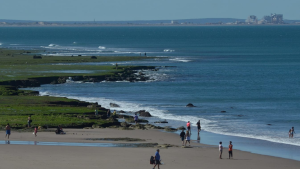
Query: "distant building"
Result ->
[[246, 15, 258, 24], [171, 20, 179, 24], [261, 14, 283, 24]]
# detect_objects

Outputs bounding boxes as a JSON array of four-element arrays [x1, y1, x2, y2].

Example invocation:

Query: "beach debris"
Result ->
[[186, 103, 196, 107], [110, 103, 120, 107]]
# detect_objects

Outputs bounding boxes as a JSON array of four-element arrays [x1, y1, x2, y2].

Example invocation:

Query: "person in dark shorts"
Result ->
[[228, 141, 233, 159], [180, 129, 186, 146], [196, 120, 201, 133], [5, 123, 11, 139], [153, 149, 160, 169]]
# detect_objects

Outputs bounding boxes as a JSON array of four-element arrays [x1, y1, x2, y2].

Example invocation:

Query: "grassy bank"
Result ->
[[0, 48, 155, 130]]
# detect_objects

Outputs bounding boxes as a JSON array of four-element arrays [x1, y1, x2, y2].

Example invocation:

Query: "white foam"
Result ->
[[163, 49, 175, 52], [98, 46, 106, 50], [0, 43, 2, 45], [169, 58, 191, 62], [37, 90, 300, 146], [48, 44, 57, 47]]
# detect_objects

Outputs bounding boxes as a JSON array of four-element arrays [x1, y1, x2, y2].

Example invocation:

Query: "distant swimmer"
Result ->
[[144, 52, 147, 56]]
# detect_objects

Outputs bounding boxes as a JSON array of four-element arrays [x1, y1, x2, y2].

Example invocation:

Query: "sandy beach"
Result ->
[[0, 128, 299, 169]]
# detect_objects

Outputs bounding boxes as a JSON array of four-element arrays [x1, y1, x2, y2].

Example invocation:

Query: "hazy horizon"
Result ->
[[1, 0, 300, 21]]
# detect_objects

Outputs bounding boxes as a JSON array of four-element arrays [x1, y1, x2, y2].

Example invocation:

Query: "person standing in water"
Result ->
[[219, 141, 223, 159], [196, 120, 201, 133], [228, 141, 233, 159], [5, 123, 11, 139], [291, 127, 296, 138], [186, 121, 191, 133]]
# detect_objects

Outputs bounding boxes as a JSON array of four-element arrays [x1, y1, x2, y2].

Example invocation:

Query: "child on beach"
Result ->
[[219, 142, 223, 159], [5, 123, 11, 139], [34, 126, 38, 137], [180, 130, 186, 146], [185, 130, 191, 146], [228, 141, 233, 159]]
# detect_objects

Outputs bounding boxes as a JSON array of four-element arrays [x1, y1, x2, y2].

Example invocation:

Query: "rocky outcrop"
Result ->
[[110, 103, 120, 107], [136, 110, 152, 117], [186, 103, 196, 107], [154, 120, 168, 123]]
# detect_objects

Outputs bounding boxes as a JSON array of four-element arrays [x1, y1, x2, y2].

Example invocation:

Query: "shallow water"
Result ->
[[3, 26, 300, 160]]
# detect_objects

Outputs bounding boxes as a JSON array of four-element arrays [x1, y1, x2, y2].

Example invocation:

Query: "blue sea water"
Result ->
[[1, 26, 300, 160]]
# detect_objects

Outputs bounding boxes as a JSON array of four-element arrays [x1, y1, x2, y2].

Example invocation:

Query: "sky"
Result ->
[[0, 0, 299, 21]]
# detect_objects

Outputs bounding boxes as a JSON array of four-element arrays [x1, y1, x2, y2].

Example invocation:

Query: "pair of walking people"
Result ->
[[180, 129, 191, 146], [219, 141, 233, 159]]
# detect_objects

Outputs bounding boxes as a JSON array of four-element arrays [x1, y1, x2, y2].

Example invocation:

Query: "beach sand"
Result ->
[[0, 128, 299, 169]]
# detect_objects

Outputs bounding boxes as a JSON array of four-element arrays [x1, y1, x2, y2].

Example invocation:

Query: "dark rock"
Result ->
[[221, 111, 226, 113], [137, 110, 152, 117], [267, 124, 272, 125], [186, 103, 196, 107], [164, 127, 177, 132], [110, 103, 120, 107], [154, 120, 168, 123], [177, 126, 186, 130], [119, 110, 126, 113], [91, 56, 97, 59]]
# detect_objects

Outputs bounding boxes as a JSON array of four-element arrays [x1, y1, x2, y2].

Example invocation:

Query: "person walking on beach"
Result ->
[[228, 141, 233, 159], [291, 127, 295, 138], [186, 121, 191, 133], [180, 129, 186, 146], [219, 142, 223, 159], [196, 120, 201, 133], [28, 115, 32, 128], [153, 149, 160, 169], [5, 123, 11, 139], [185, 130, 191, 146], [34, 126, 38, 137]]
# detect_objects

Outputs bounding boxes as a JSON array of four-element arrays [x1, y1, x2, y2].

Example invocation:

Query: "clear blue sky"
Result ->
[[1, 0, 299, 21]]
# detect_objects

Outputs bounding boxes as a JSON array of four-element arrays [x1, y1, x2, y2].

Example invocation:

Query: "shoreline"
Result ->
[[1, 128, 300, 169]]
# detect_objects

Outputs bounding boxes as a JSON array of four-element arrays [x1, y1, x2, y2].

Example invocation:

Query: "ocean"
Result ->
[[1, 26, 300, 160]]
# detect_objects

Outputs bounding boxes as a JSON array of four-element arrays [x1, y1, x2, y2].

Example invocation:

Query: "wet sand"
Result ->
[[0, 128, 300, 169]]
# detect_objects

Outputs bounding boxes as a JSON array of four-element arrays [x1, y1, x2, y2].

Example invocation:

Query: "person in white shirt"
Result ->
[[219, 141, 223, 159]]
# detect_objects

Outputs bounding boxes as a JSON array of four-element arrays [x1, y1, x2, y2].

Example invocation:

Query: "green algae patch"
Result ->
[[0, 48, 155, 130]]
